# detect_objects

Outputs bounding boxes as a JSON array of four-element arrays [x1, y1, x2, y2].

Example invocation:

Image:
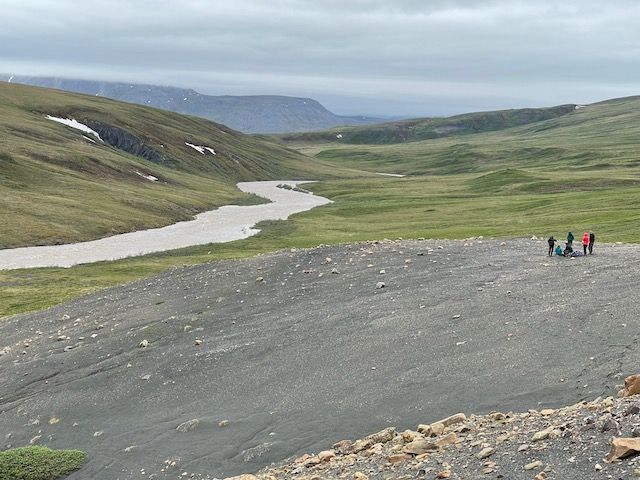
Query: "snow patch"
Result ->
[[135, 171, 158, 182], [46, 115, 104, 142], [186, 142, 216, 155]]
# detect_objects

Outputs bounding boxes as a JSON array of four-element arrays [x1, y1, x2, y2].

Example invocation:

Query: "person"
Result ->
[[555, 245, 563, 256], [547, 236, 556, 256], [563, 243, 573, 257], [567, 231, 574, 247], [589, 231, 595, 254], [582, 232, 589, 255]]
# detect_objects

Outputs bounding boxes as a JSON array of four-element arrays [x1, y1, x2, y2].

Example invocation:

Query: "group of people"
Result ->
[[547, 231, 595, 257]]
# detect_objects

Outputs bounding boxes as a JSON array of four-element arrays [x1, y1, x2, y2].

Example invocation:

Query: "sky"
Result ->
[[2, 0, 640, 118]]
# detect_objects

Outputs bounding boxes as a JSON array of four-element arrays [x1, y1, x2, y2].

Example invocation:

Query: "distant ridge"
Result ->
[[3, 74, 386, 134]]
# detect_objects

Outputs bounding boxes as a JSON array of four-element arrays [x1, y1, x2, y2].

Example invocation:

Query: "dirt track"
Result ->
[[1, 237, 639, 479]]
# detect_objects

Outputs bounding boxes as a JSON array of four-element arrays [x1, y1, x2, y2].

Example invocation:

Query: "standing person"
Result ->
[[567, 231, 574, 247], [589, 231, 595, 254], [547, 236, 556, 256], [582, 232, 589, 255]]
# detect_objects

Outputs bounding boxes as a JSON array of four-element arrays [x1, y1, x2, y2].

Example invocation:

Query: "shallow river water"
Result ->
[[0, 180, 331, 270]]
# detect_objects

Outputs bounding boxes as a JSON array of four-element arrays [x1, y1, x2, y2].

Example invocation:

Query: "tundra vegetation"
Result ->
[[2, 84, 640, 321], [0, 446, 85, 480]]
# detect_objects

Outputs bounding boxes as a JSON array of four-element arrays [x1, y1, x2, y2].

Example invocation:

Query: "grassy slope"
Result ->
[[4, 94, 640, 317], [271, 96, 640, 244], [0, 83, 364, 248]]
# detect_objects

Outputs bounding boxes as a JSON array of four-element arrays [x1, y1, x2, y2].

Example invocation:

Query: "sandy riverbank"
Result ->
[[0, 181, 331, 270]]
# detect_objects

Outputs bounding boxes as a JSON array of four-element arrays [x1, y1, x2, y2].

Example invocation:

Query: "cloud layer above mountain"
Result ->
[[3, 1, 640, 117]]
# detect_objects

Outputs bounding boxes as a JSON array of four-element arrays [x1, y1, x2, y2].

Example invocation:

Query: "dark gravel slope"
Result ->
[[1, 237, 638, 479]]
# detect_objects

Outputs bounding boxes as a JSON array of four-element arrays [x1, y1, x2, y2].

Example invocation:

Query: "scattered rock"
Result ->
[[524, 460, 543, 470], [623, 374, 640, 397], [606, 437, 640, 462], [476, 447, 495, 459], [176, 419, 200, 432]]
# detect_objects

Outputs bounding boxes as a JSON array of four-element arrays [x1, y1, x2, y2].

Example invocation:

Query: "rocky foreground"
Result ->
[[3, 237, 640, 479], [227, 393, 640, 480]]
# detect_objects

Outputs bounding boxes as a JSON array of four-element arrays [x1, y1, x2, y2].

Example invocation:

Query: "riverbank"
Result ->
[[0, 181, 331, 270]]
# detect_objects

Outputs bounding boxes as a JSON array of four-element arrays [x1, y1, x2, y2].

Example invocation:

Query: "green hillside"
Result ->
[[275, 104, 578, 145], [273, 96, 640, 175], [0, 83, 361, 248], [4, 92, 640, 318]]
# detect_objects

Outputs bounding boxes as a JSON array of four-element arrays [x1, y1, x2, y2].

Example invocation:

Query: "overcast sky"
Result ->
[[2, 1, 640, 117]]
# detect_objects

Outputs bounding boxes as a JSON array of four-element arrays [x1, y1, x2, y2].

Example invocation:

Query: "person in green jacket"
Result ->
[[567, 231, 574, 246]]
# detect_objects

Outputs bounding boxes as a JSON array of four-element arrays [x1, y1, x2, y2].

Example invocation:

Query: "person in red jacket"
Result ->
[[582, 232, 589, 255]]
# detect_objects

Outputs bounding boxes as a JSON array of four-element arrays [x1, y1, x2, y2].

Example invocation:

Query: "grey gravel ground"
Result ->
[[1, 237, 639, 479]]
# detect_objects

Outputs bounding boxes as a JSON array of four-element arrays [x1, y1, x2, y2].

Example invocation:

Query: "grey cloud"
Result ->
[[2, 0, 640, 116]]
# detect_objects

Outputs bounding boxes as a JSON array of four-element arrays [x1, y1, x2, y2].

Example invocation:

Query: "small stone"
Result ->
[[176, 419, 199, 432], [388, 453, 412, 463], [477, 447, 495, 459], [318, 450, 335, 462], [139, 339, 149, 348], [524, 460, 543, 470], [354, 473, 368, 480], [376, 282, 385, 289], [540, 409, 554, 416], [417, 424, 430, 435], [532, 429, 550, 442], [401, 429, 417, 443]]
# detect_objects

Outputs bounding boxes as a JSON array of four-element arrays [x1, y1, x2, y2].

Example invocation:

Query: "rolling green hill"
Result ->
[[274, 103, 578, 145], [0, 82, 362, 249], [273, 96, 640, 176], [4, 91, 640, 318]]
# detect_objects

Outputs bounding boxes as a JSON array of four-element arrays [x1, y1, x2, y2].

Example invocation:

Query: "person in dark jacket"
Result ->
[[547, 236, 556, 256], [589, 231, 595, 254], [563, 243, 573, 256], [567, 231, 574, 246]]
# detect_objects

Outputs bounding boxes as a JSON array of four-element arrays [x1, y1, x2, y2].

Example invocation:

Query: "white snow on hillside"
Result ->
[[46, 115, 103, 142], [185, 142, 216, 155]]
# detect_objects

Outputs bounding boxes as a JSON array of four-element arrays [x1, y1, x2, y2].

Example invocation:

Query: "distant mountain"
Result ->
[[3, 75, 386, 134]]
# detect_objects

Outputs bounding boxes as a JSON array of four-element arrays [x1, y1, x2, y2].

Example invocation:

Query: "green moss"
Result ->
[[0, 446, 85, 480]]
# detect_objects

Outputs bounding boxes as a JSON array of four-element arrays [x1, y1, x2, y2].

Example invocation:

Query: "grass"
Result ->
[[5, 90, 640, 318], [0, 82, 366, 248], [3, 171, 638, 318], [0, 446, 85, 480]]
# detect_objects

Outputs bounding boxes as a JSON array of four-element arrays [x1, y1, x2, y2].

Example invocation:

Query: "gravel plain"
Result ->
[[1, 236, 640, 479]]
